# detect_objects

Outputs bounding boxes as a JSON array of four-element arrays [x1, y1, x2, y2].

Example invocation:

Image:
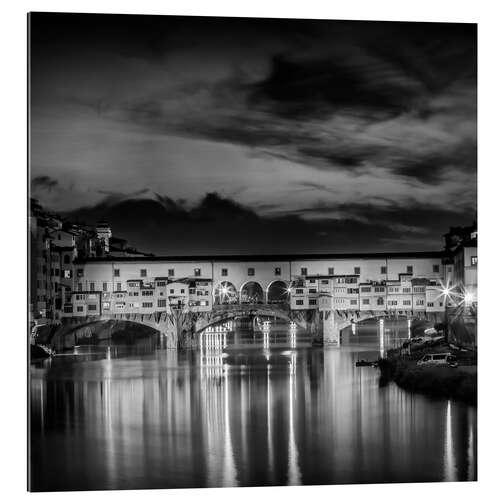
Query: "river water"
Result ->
[[29, 321, 477, 491]]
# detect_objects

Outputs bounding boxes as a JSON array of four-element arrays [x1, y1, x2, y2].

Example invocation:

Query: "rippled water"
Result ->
[[29, 323, 476, 491]]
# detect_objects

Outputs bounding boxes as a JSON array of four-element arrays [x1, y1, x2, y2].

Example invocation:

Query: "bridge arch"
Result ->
[[266, 280, 289, 304], [214, 281, 238, 305], [239, 281, 265, 304]]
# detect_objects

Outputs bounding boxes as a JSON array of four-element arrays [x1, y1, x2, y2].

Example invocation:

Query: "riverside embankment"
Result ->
[[378, 341, 477, 405]]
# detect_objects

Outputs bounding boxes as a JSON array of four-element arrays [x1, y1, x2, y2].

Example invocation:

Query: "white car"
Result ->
[[417, 353, 458, 368]]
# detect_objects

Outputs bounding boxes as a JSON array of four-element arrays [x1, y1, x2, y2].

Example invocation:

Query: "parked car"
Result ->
[[417, 353, 458, 368]]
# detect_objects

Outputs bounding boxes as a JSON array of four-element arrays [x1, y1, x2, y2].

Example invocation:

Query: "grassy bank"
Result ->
[[378, 344, 477, 405]]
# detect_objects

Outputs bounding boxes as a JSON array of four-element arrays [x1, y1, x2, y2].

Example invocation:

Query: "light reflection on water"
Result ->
[[30, 325, 476, 492]]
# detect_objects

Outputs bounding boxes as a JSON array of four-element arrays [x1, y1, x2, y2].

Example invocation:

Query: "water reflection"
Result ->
[[30, 327, 476, 492]]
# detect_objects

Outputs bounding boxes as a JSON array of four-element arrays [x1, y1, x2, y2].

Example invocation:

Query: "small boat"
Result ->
[[355, 359, 377, 367]]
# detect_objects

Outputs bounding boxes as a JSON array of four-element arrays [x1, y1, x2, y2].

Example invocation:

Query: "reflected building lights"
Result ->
[[287, 351, 302, 485], [443, 400, 457, 482]]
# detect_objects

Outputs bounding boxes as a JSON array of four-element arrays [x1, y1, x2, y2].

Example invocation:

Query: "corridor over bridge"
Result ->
[[52, 250, 461, 348]]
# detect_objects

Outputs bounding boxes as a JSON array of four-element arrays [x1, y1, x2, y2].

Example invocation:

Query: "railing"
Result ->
[[212, 303, 290, 314]]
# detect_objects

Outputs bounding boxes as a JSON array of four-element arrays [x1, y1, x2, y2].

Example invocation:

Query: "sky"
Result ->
[[29, 13, 477, 255]]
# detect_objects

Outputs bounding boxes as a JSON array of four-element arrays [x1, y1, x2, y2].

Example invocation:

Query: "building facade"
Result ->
[[63, 252, 456, 318]]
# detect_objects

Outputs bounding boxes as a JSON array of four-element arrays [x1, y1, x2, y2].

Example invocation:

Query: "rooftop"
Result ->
[[75, 250, 448, 265]]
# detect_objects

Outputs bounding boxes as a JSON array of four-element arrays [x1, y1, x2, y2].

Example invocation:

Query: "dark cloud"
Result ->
[[64, 192, 472, 255], [30, 13, 477, 247], [32, 175, 59, 191]]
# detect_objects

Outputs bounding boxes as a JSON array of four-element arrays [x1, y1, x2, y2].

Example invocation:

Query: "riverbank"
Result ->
[[378, 343, 477, 405]]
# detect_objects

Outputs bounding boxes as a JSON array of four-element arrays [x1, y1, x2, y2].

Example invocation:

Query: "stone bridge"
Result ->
[[52, 306, 445, 350]]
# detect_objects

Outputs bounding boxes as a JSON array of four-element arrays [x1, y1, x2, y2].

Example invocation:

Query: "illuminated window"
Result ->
[[194, 268, 201, 276], [274, 267, 281, 276], [471, 256, 477, 266]]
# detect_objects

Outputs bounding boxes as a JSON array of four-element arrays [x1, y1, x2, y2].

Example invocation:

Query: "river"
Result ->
[[29, 320, 477, 491]]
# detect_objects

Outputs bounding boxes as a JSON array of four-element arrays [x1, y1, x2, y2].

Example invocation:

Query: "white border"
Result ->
[[2, 1, 499, 499]]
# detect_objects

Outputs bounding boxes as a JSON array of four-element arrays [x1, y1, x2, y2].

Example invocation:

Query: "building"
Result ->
[[64, 251, 450, 317]]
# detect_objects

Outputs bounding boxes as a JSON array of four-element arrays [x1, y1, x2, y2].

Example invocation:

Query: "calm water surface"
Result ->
[[30, 323, 476, 491]]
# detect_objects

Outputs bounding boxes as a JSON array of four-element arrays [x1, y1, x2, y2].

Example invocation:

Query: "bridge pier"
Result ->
[[320, 311, 341, 347]]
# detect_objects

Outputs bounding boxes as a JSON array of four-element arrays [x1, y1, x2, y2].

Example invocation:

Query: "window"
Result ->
[[403, 287, 411, 293], [156, 281, 166, 287], [295, 289, 304, 294], [194, 268, 201, 277], [362, 298, 370, 305], [116, 282, 122, 292], [103, 282, 108, 292], [114, 268, 120, 277], [345, 277, 357, 284], [221, 268, 228, 276], [381, 266, 387, 274], [309, 299, 317, 306], [301, 267, 307, 276], [354, 267, 360, 275], [63, 269, 72, 279], [350, 299, 357, 305], [416, 299, 424, 306], [471, 256, 477, 266], [347, 288, 358, 294], [361, 286, 371, 293], [413, 286, 425, 293], [77, 268, 84, 277], [168, 269, 175, 277], [142, 302, 153, 308], [309, 288, 317, 294], [76, 306, 84, 313], [89, 282, 95, 292], [377, 297, 384, 305], [296, 299, 304, 306], [248, 267, 255, 276], [169, 289, 175, 294], [403, 300, 411, 306], [63, 255, 70, 264], [427, 302, 434, 307], [433, 264, 440, 273], [328, 267, 334, 275], [77, 283, 82, 292], [374, 286, 385, 293], [407, 265, 413, 274], [140, 269, 147, 277], [274, 267, 281, 276], [63, 305, 73, 313], [87, 304, 97, 311], [102, 302, 110, 310], [142, 290, 153, 296], [180, 289, 185, 294], [321, 279, 329, 285]]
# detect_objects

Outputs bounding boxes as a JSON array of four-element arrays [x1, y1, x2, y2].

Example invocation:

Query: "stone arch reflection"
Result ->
[[240, 281, 264, 304], [214, 281, 238, 305]]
